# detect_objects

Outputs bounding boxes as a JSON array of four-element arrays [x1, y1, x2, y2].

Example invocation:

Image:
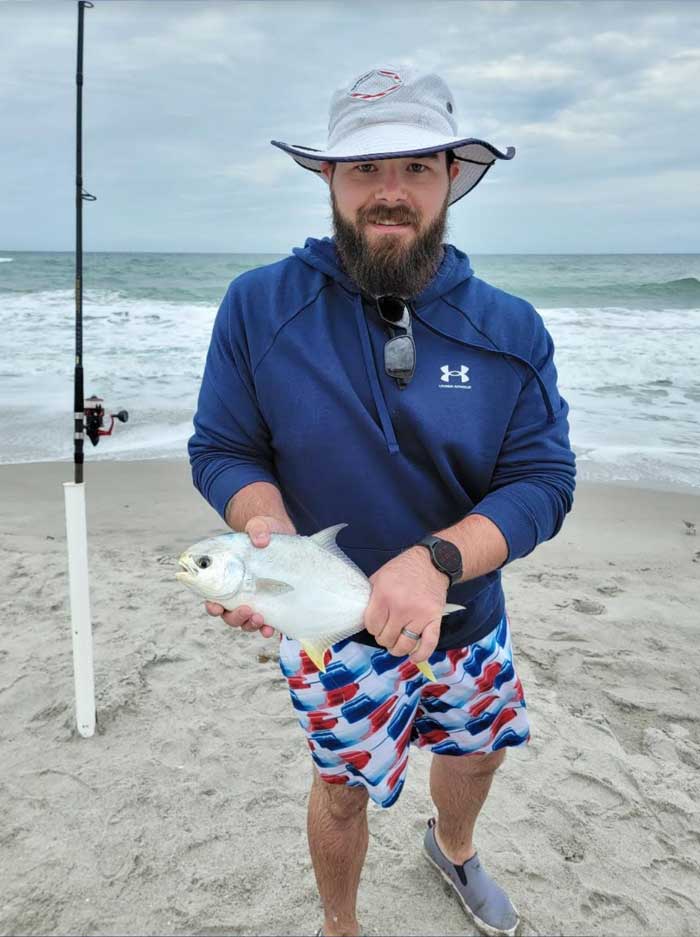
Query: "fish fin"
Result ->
[[255, 578, 294, 595], [299, 641, 328, 673], [298, 626, 356, 673], [310, 523, 348, 549], [309, 524, 365, 576], [443, 603, 465, 616], [416, 660, 437, 683]]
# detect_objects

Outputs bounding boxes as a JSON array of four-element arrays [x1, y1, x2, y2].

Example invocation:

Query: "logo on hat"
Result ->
[[349, 69, 402, 101]]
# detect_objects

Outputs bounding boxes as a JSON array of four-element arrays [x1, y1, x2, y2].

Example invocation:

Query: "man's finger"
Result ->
[[246, 520, 271, 548], [408, 620, 440, 664], [386, 627, 423, 657], [221, 606, 252, 627], [241, 613, 265, 630], [364, 602, 390, 637], [205, 602, 224, 616], [375, 613, 415, 652]]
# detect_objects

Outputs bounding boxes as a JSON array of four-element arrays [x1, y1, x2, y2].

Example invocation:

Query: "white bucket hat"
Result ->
[[271, 65, 514, 205]]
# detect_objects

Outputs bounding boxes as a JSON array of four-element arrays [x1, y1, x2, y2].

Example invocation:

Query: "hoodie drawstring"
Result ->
[[352, 295, 401, 455]]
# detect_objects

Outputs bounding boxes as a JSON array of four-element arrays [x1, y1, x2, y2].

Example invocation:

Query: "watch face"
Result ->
[[434, 539, 461, 575]]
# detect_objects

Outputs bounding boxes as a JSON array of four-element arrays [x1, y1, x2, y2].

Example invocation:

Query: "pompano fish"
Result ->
[[175, 523, 465, 682]]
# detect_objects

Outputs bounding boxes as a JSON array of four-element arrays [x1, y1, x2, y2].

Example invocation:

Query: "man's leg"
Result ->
[[429, 749, 506, 863], [307, 767, 369, 937]]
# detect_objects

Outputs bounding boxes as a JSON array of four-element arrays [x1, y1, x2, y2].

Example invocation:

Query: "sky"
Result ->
[[1, 0, 699, 254]]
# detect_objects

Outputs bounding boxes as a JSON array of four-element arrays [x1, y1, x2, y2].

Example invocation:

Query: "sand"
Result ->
[[1, 459, 699, 937]]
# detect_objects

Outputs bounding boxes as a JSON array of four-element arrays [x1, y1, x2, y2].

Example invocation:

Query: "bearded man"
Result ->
[[189, 66, 576, 937]]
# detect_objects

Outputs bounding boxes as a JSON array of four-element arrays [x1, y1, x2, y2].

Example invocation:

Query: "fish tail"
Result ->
[[300, 641, 328, 674], [416, 660, 437, 683]]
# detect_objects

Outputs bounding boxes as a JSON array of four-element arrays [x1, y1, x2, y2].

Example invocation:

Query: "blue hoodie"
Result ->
[[188, 237, 576, 651]]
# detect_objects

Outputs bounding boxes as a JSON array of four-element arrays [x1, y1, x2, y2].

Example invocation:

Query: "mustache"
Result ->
[[359, 208, 418, 226]]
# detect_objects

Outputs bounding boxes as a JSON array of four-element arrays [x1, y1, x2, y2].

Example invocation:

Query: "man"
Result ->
[[189, 66, 576, 937]]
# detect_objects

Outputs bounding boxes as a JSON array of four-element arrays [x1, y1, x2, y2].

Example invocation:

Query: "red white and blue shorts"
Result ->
[[278, 612, 530, 808]]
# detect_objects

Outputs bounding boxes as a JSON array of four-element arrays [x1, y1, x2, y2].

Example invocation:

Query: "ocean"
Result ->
[[1, 250, 699, 492]]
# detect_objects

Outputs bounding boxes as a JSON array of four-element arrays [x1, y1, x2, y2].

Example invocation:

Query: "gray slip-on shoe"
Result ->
[[423, 817, 520, 937]]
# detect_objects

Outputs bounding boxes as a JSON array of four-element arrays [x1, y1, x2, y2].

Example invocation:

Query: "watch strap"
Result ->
[[416, 535, 463, 587]]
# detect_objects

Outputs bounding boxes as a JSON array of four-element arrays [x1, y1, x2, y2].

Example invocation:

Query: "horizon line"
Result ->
[[2, 249, 700, 257]]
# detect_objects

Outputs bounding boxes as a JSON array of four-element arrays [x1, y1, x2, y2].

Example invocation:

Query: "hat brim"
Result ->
[[270, 132, 515, 205]]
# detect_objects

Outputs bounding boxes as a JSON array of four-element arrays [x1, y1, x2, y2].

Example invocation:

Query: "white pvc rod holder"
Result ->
[[63, 481, 96, 737]]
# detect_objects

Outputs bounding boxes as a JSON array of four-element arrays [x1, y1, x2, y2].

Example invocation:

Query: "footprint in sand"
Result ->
[[645, 636, 670, 652], [572, 597, 606, 615], [562, 846, 585, 863], [596, 584, 623, 597], [549, 629, 587, 642], [560, 771, 625, 811], [580, 891, 648, 928]]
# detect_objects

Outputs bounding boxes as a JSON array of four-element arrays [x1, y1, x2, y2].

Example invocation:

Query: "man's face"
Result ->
[[321, 153, 460, 298]]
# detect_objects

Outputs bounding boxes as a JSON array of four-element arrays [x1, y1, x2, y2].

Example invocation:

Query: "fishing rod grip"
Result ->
[[74, 364, 84, 483]]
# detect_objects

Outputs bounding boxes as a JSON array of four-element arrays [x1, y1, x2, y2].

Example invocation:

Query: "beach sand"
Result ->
[[1, 459, 699, 936]]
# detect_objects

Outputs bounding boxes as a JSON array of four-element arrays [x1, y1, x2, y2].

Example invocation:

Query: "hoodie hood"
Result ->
[[292, 236, 474, 307]]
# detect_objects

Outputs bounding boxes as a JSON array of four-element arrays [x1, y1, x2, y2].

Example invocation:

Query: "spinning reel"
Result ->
[[83, 395, 129, 446]]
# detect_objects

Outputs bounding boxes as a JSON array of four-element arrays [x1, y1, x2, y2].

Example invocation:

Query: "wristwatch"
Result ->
[[416, 535, 463, 587]]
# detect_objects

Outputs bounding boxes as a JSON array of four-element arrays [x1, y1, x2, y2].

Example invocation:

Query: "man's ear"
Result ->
[[320, 161, 334, 183], [449, 161, 461, 182]]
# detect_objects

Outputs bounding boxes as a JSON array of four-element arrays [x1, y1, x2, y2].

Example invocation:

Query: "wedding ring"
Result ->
[[401, 627, 421, 642]]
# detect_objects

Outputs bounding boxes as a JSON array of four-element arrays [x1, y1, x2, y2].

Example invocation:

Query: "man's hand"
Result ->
[[205, 514, 296, 638], [363, 547, 449, 665]]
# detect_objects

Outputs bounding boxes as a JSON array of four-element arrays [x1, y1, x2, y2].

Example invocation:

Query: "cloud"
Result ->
[[216, 150, 302, 188], [1, 0, 698, 252], [451, 55, 577, 88]]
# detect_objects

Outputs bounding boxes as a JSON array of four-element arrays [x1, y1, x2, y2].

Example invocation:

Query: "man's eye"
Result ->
[[355, 163, 377, 173], [408, 163, 428, 173]]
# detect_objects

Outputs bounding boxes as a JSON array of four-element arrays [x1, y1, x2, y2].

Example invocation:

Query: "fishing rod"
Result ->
[[74, 0, 127, 480], [73, 0, 94, 485], [65, 0, 128, 738]]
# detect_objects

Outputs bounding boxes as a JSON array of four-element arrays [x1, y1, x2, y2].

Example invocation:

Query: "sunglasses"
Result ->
[[376, 295, 416, 386]]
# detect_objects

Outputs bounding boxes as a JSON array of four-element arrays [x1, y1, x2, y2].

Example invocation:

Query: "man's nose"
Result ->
[[373, 166, 408, 202]]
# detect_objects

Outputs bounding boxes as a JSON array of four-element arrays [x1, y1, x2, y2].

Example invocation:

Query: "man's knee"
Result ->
[[435, 747, 506, 778], [311, 768, 369, 822], [477, 748, 507, 774]]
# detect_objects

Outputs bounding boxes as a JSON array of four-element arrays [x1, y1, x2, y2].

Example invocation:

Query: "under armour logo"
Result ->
[[440, 365, 470, 383]]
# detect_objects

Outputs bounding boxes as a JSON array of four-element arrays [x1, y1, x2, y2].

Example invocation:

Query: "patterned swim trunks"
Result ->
[[278, 612, 530, 808]]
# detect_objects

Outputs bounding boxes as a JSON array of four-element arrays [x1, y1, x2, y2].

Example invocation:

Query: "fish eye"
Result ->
[[195, 556, 212, 569]]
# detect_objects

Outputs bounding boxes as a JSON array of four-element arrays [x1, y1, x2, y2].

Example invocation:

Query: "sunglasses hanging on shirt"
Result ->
[[376, 295, 416, 387]]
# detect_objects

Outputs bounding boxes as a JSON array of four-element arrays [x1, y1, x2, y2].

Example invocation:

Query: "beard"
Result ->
[[330, 188, 449, 299]]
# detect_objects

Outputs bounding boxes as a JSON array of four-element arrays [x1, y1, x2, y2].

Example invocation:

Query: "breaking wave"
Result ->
[[535, 277, 700, 309]]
